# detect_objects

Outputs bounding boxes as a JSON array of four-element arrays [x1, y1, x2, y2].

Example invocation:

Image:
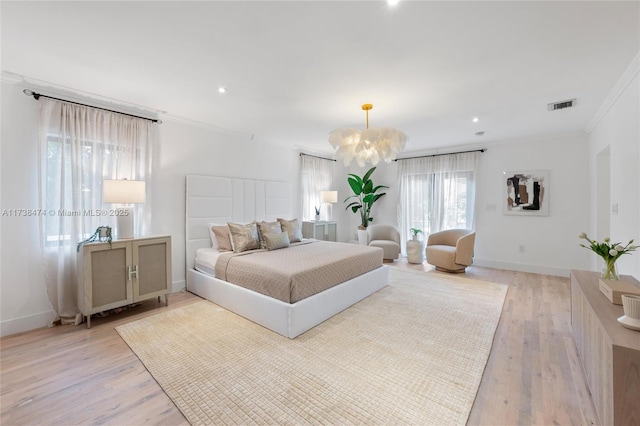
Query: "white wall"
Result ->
[[473, 136, 591, 276], [337, 135, 591, 276], [329, 161, 400, 243], [151, 118, 297, 291], [587, 55, 640, 280], [0, 81, 298, 336]]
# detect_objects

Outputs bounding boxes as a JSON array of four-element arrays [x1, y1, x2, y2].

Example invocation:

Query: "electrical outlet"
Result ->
[[518, 245, 525, 253]]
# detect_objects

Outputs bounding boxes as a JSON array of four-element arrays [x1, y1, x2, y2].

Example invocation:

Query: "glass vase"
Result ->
[[601, 259, 619, 280]]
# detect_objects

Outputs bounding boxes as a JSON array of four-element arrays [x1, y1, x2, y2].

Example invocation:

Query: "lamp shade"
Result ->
[[321, 190, 338, 203], [103, 180, 146, 204]]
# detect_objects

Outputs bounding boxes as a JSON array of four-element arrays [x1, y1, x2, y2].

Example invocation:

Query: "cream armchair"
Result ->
[[426, 229, 476, 273], [367, 224, 401, 262]]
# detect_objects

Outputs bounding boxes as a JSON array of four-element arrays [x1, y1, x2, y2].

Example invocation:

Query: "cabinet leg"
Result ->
[[86, 315, 91, 329], [165, 294, 169, 306]]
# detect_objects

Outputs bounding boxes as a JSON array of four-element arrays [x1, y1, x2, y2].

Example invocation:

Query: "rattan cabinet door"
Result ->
[[132, 236, 171, 302]]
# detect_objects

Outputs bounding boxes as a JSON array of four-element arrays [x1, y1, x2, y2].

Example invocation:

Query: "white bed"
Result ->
[[185, 174, 389, 339]]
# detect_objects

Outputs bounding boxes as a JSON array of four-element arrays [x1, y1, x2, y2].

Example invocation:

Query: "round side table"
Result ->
[[406, 239, 425, 264]]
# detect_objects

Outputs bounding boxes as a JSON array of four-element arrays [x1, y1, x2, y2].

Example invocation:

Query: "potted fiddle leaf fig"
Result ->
[[344, 167, 388, 244]]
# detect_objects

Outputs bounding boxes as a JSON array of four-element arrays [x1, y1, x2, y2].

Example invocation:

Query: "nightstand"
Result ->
[[301, 221, 337, 242], [77, 235, 172, 328]]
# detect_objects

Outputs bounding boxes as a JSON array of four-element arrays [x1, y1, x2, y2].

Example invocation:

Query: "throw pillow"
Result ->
[[265, 231, 290, 251], [211, 225, 232, 252], [277, 218, 303, 243], [228, 222, 260, 253], [257, 221, 282, 249]]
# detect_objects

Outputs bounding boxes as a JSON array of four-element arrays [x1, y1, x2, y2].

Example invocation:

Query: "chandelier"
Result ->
[[329, 104, 407, 167]]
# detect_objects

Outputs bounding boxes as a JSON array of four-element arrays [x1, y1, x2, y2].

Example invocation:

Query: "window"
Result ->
[[38, 97, 154, 323], [398, 152, 480, 253], [43, 133, 143, 243], [299, 155, 334, 221], [403, 170, 474, 235]]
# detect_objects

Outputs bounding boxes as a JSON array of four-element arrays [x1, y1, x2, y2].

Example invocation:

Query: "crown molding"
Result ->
[[2, 70, 165, 119], [3, 71, 255, 138], [586, 51, 640, 134], [0, 71, 24, 84], [159, 113, 252, 138]]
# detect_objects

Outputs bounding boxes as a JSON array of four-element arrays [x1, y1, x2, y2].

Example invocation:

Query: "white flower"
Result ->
[[578, 232, 637, 261]]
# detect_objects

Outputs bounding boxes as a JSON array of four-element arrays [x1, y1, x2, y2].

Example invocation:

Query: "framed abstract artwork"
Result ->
[[503, 170, 549, 216]]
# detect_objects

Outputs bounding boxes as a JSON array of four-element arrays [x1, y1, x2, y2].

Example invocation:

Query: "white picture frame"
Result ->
[[503, 170, 549, 216]]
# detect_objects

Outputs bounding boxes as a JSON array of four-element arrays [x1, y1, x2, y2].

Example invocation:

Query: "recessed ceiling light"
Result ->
[[387, 0, 399, 6], [218, 87, 227, 94], [472, 117, 479, 123]]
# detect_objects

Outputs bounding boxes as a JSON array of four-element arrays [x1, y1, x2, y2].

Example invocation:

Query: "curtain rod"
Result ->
[[299, 152, 336, 162], [395, 148, 486, 161], [23, 89, 162, 124]]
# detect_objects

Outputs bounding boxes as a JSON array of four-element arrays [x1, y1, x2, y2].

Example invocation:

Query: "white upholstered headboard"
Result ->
[[185, 175, 292, 270]]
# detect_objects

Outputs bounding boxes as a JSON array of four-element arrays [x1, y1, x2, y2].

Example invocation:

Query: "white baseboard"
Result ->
[[2, 280, 186, 338], [1, 310, 53, 338], [473, 258, 570, 277], [172, 279, 186, 294]]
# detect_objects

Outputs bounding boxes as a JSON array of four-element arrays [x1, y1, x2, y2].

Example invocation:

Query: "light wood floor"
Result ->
[[1, 262, 599, 425]]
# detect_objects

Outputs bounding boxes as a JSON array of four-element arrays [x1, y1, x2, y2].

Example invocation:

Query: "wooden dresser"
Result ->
[[570, 270, 640, 425]]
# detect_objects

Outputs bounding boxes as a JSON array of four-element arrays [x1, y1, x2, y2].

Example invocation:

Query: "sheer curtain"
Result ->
[[38, 98, 154, 325], [397, 152, 479, 254], [300, 155, 334, 221]]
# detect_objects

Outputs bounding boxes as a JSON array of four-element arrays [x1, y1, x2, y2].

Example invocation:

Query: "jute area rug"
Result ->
[[116, 268, 507, 425]]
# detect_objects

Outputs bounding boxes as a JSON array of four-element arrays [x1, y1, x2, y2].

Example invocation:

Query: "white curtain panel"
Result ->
[[397, 152, 479, 254], [299, 155, 333, 221], [38, 98, 154, 325]]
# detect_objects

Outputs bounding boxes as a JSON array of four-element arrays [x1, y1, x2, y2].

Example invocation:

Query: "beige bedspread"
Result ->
[[215, 240, 383, 303]]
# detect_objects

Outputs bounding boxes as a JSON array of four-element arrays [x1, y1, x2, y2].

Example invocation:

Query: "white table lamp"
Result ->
[[103, 179, 146, 239], [320, 190, 338, 220]]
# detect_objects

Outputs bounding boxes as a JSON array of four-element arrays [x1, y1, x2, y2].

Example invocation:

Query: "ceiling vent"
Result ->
[[548, 98, 576, 111]]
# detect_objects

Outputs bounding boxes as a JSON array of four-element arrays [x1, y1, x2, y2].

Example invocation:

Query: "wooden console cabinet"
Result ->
[[77, 235, 172, 328], [570, 270, 640, 425]]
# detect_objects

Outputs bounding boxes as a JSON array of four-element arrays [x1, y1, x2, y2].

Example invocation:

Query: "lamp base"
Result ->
[[115, 207, 135, 239]]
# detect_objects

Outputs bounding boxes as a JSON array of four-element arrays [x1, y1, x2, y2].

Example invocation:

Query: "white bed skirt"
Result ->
[[186, 265, 389, 339]]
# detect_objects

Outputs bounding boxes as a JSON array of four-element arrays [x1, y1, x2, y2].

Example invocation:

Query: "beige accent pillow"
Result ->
[[228, 222, 260, 253], [277, 218, 303, 243], [208, 223, 221, 250], [257, 221, 282, 249], [211, 225, 232, 252], [265, 232, 290, 251]]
